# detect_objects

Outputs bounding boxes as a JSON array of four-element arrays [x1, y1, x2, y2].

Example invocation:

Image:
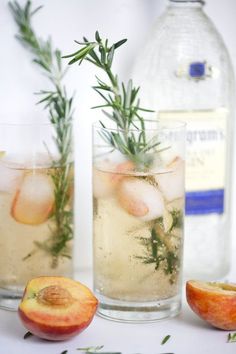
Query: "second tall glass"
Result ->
[[93, 120, 186, 322]]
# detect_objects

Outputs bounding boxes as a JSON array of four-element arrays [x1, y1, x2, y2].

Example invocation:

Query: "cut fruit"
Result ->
[[11, 172, 55, 225], [186, 280, 236, 330], [18, 276, 98, 341], [117, 177, 164, 221], [93, 160, 134, 199], [155, 157, 184, 202]]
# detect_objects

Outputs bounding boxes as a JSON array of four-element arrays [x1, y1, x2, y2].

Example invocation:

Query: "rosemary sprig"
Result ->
[[135, 210, 182, 283], [9, 1, 74, 264], [64, 31, 160, 168]]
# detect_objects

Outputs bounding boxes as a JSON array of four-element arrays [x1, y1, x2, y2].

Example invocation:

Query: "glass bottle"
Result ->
[[133, 0, 235, 280]]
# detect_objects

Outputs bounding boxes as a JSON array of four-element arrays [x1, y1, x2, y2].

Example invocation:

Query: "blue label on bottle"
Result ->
[[186, 189, 224, 215], [189, 62, 205, 78]]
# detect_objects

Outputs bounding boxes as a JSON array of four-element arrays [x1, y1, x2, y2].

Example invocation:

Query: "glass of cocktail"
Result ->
[[0, 121, 74, 310], [93, 120, 185, 322]]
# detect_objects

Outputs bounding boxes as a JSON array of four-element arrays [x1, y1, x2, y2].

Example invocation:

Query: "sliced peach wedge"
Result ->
[[18, 276, 98, 341], [186, 280, 236, 330], [11, 172, 55, 225]]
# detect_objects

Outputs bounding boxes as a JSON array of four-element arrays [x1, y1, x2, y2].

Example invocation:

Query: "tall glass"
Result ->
[[93, 120, 186, 322], [0, 122, 74, 310]]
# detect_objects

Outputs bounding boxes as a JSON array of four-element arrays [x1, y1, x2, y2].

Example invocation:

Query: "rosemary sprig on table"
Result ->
[[9, 0, 73, 265], [77, 347, 104, 353], [161, 335, 171, 345], [64, 31, 160, 168], [23, 331, 33, 340], [228, 333, 236, 343]]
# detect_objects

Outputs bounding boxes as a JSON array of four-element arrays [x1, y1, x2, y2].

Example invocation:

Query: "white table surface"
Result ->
[[1, 266, 236, 354]]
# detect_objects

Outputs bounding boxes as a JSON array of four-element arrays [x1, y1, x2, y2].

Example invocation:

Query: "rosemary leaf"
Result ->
[[23, 331, 33, 340], [228, 333, 236, 343], [161, 335, 171, 345], [77, 346, 104, 352]]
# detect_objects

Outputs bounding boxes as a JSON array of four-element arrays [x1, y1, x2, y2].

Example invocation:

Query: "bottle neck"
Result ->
[[168, 0, 204, 9]]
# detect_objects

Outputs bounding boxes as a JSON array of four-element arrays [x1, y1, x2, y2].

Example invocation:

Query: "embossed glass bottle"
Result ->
[[133, 0, 235, 280]]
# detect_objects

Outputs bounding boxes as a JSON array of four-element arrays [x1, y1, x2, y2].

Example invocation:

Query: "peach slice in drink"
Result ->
[[11, 172, 55, 225], [117, 177, 165, 221]]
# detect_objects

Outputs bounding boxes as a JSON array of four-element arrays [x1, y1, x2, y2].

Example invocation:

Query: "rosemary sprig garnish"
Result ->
[[64, 31, 161, 169], [135, 211, 182, 282], [9, 1, 74, 265]]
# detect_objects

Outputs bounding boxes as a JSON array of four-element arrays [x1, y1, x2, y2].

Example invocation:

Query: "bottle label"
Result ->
[[175, 61, 215, 81], [158, 109, 228, 215]]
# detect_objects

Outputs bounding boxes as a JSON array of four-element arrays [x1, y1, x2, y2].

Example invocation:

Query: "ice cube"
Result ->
[[11, 172, 55, 225], [117, 177, 165, 221], [93, 160, 134, 199], [155, 157, 185, 202]]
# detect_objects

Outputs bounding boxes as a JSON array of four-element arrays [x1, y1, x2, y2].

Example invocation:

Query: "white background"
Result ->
[[1, 1, 236, 353], [1, 0, 236, 269]]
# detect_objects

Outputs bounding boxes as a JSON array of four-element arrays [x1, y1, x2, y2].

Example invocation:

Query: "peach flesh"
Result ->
[[18, 276, 98, 341], [186, 280, 236, 330]]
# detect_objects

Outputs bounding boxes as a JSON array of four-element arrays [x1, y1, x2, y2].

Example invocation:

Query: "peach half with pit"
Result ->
[[18, 276, 98, 341], [186, 280, 236, 330]]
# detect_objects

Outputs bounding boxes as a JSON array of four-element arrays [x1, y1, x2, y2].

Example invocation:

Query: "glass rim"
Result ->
[[92, 119, 186, 133]]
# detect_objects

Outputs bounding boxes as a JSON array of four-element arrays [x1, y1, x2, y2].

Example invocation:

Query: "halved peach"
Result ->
[[117, 177, 164, 221], [186, 280, 236, 330], [18, 276, 98, 341], [11, 172, 55, 225]]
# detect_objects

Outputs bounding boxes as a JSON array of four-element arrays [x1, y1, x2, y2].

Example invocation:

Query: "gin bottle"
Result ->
[[133, 0, 235, 280]]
